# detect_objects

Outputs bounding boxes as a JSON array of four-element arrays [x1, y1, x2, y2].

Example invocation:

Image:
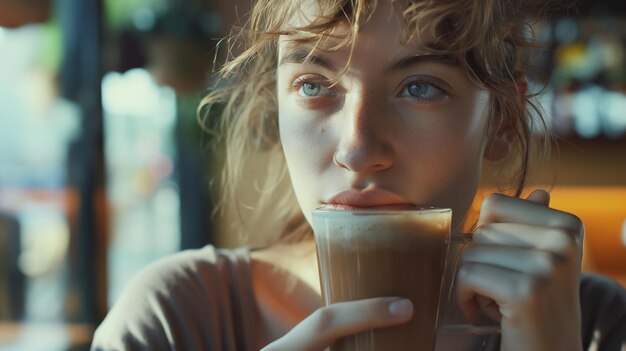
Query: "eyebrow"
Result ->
[[279, 47, 337, 71], [278, 47, 460, 72], [385, 54, 461, 73]]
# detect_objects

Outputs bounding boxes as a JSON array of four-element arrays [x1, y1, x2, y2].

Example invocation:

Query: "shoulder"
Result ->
[[580, 273, 626, 297], [92, 245, 252, 351], [579, 273, 626, 350], [115, 245, 235, 307], [580, 273, 626, 313], [123, 245, 236, 292]]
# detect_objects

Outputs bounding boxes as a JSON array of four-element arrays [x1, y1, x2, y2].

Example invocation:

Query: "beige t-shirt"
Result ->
[[91, 245, 626, 351], [92, 246, 259, 350]]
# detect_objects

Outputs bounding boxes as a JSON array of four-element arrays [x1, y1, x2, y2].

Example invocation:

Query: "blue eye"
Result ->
[[400, 81, 444, 100], [301, 82, 321, 97], [294, 78, 335, 97]]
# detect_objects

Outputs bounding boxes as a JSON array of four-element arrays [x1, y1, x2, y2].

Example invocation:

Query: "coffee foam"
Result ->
[[313, 211, 450, 249]]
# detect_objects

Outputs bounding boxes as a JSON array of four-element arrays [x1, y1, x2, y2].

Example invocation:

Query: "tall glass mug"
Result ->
[[435, 233, 502, 351], [311, 207, 452, 351]]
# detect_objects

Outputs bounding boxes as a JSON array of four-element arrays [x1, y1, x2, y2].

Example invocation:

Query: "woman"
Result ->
[[92, 0, 626, 350]]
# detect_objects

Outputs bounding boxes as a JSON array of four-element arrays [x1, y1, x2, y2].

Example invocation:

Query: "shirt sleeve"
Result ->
[[90, 246, 231, 351], [579, 273, 626, 351]]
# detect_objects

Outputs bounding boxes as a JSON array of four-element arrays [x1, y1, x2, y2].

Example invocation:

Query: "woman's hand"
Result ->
[[261, 297, 413, 351], [456, 189, 584, 351]]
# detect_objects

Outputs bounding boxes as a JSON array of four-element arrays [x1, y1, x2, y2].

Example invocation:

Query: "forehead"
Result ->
[[278, 0, 425, 55]]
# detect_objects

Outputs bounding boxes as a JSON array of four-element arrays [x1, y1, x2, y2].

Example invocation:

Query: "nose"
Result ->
[[333, 92, 394, 173]]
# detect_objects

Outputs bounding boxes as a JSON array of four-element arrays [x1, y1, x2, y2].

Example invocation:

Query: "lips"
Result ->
[[323, 189, 416, 210]]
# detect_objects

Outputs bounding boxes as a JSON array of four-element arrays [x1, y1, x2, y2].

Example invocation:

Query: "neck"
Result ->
[[265, 239, 321, 295], [251, 239, 322, 343]]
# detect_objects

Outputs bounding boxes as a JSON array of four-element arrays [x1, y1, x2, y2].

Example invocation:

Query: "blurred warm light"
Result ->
[[546, 187, 626, 277]]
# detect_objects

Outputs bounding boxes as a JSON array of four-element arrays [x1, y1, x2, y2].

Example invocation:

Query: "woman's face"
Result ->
[[277, 2, 500, 230]]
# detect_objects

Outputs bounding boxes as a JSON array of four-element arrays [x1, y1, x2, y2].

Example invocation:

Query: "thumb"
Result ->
[[526, 189, 550, 207]]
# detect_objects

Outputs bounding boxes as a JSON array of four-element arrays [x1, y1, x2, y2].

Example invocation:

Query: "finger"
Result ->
[[456, 263, 539, 322], [477, 193, 582, 235], [475, 294, 502, 322], [462, 245, 563, 278], [262, 297, 413, 351], [526, 189, 550, 207], [473, 223, 580, 257], [454, 292, 502, 324]]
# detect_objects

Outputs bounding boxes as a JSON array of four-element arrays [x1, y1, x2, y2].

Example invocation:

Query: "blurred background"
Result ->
[[0, 0, 625, 350]]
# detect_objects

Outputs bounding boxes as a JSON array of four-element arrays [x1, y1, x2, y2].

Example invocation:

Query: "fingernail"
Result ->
[[388, 299, 413, 317]]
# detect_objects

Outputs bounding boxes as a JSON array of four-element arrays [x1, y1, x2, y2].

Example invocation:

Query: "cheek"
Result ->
[[278, 100, 334, 218], [430, 144, 484, 229], [279, 103, 332, 167], [401, 126, 484, 209], [394, 92, 489, 225], [416, 95, 490, 227]]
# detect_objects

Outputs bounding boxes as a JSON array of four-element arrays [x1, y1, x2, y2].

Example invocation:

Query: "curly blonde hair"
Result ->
[[199, 0, 555, 245]]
